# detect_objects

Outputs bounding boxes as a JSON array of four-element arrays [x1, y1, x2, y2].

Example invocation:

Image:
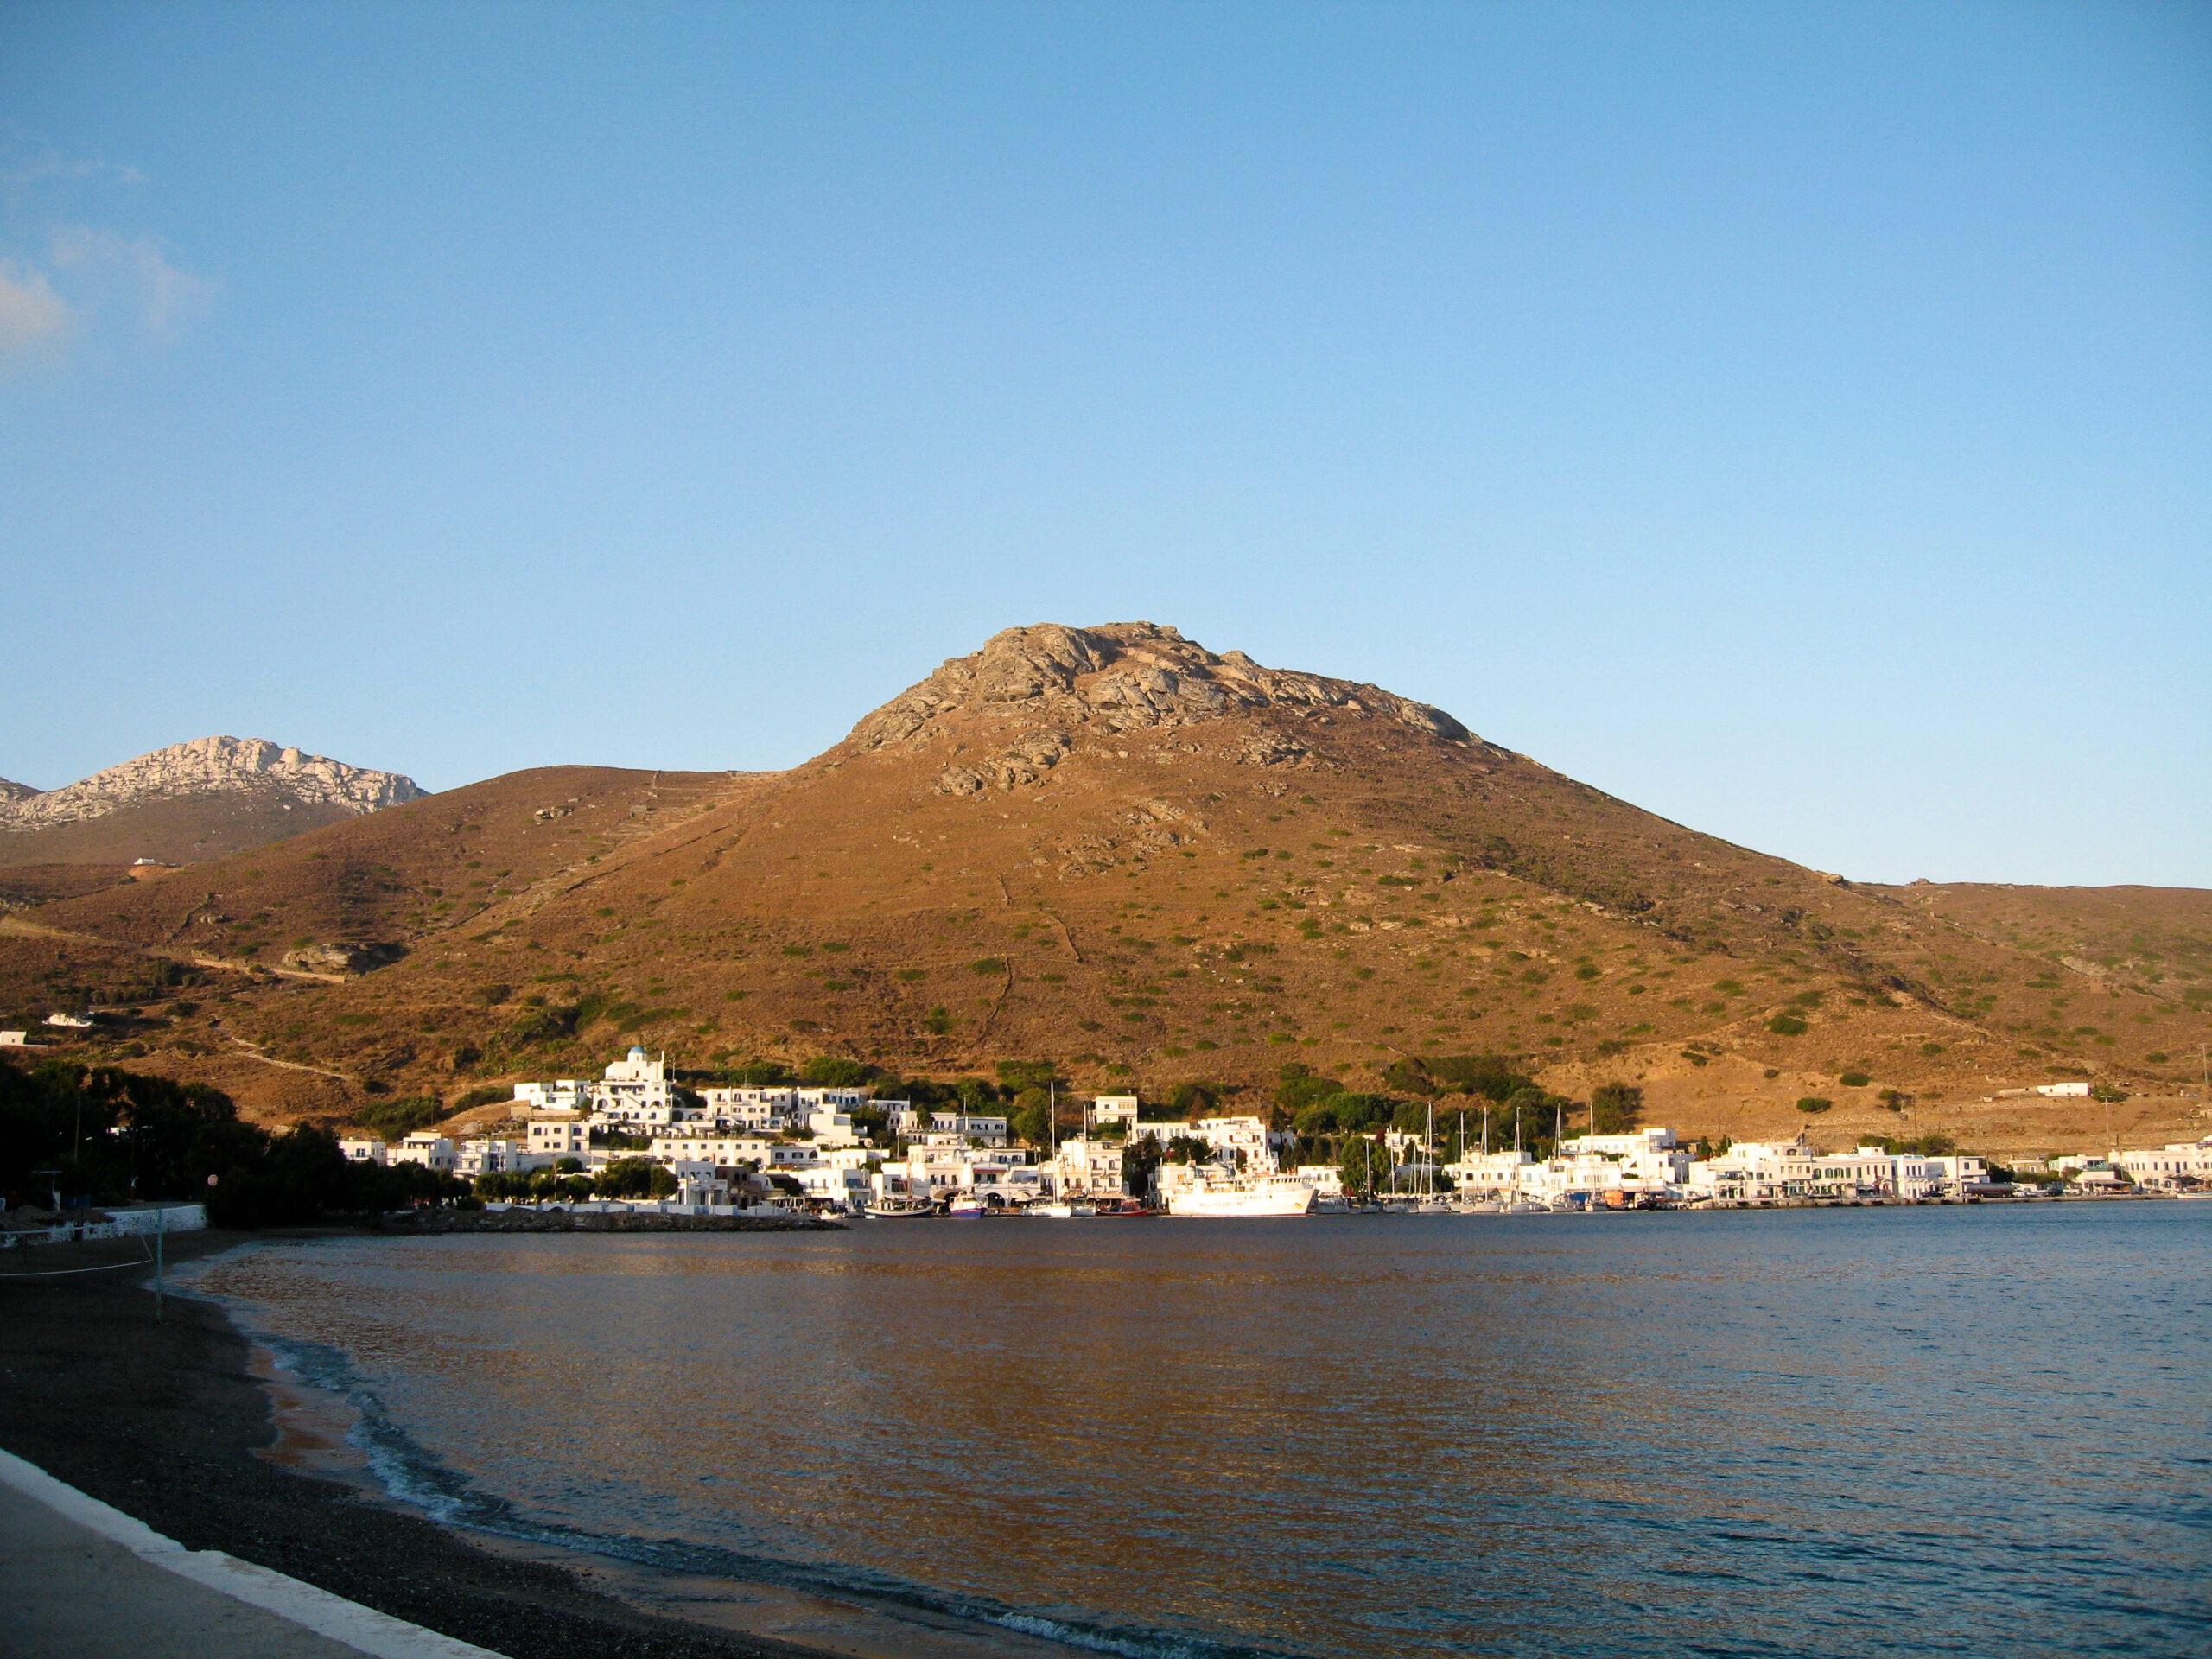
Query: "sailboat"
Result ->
[[1458, 1103, 1498, 1213], [1414, 1098, 1453, 1212], [1497, 1099, 1546, 1211]]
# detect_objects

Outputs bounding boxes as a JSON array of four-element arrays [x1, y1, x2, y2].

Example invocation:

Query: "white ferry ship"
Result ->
[[1159, 1166, 1317, 1217]]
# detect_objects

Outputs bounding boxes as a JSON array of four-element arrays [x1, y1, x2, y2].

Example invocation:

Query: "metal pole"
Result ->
[[154, 1204, 164, 1321]]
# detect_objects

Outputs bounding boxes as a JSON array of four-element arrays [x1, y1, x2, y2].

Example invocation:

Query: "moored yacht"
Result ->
[[1027, 1199, 1097, 1218]]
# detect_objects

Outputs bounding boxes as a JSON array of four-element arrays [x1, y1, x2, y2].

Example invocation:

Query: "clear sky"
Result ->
[[3, 3, 2206, 887]]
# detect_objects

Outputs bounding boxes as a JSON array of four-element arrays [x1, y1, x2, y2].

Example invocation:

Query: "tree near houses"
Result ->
[[1590, 1083, 1643, 1134]]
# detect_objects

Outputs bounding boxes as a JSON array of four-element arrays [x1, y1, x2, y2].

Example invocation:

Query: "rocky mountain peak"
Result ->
[[848, 623, 1472, 791], [0, 779, 40, 804], [0, 736, 427, 832]]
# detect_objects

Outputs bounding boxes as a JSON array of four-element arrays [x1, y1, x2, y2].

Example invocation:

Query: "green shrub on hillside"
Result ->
[[799, 1056, 881, 1088], [357, 1095, 448, 1136]]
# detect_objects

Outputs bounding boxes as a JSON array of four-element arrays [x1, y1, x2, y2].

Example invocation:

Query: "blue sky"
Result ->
[[2, 3, 2206, 887]]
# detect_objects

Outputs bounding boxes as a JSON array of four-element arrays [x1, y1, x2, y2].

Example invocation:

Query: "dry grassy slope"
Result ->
[[7, 623, 2208, 1158], [1860, 883, 2212, 995], [0, 865, 137, 910]]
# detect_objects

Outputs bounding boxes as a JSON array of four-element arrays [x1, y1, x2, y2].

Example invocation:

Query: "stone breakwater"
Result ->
[[0, 735, 425, 830], [379, 1210, 844, 1234]]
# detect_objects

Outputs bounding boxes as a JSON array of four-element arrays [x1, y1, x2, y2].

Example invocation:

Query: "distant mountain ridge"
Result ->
[[0, 736, 424, 830], [0, 736, 427, 868]]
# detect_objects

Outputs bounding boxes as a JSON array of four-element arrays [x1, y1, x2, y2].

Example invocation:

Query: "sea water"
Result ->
[[180, 1205, 2210, 1657]]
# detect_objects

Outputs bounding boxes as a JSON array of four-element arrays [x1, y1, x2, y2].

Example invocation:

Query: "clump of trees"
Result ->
[[595, 1156, 678, 1199], [1877, 1132, 1956, 1157], [1590, 1082, 1643, 1134], [0, 1058, 467, 1227], [474, 1159, 594, 1202]]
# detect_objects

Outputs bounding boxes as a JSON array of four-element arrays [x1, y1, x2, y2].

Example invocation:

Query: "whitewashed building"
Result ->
[[1688, 1138, 1817, 1203], [1133, 1116, 1277, 1172], [454, 1137, 553, 1178], [527, 1116, 588, 1157], [1441, 1149, 1536, 1192], [513, 1080, 587, 1113], [698, 1086, 798, 1130], [2109, 1138, 2212, 1190], [1052, 1136, 1124, 1197], [899, 1135, 1033, 1200], [1802, 1147, 1955, 1200], [1088, 1096, 1140, 1130], [388, 1134, 457, 1173], [929, 1110, 1010, 1146], [646, 1130, 787, 1169], [588, 1046, 682, 1127], [794, 1147, 881, 1211]]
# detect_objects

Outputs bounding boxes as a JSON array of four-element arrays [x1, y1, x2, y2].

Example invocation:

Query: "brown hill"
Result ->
[[4, 622, 2206, 1160]]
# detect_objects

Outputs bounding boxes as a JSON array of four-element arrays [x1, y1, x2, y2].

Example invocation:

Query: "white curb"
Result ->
[[0, 1446, 502, 1658]]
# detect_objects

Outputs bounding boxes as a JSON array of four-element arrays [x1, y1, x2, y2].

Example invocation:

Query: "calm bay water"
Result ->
[[182, 1207, 2209, 1657]]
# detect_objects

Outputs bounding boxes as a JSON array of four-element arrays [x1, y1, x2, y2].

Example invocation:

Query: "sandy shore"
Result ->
[[0, 1229, 847, 1659]]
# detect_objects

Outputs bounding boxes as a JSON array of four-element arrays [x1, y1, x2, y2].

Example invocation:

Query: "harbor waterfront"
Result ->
[[176, 1205, 2209, 1659]]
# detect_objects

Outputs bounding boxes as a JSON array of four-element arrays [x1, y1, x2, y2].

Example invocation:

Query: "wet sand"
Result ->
[[0, 1229, 995, 1659]]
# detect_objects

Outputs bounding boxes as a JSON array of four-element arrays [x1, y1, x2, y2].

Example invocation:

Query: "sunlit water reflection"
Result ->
[[183, 1205, 2211, 1656]]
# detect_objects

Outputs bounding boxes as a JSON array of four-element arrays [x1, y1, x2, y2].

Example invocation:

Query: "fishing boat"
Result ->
[[863, 1196, 936, 1219], [946, 1193, 988, 1218], [1027, 1199, 1097, 1218]]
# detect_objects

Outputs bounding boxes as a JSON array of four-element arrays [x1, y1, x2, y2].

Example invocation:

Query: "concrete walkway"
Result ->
[[0, 1448, 499, 1659]]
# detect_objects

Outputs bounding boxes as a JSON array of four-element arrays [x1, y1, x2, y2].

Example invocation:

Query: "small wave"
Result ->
[[232, 1318, 1289, 1659]]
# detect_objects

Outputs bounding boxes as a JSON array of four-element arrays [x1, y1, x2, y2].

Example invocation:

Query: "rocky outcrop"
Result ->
[[0, 737, 426, 832], [0, 779, 40, 804], [849, 622, 1474, 793], [282, 941, 407, 976]]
